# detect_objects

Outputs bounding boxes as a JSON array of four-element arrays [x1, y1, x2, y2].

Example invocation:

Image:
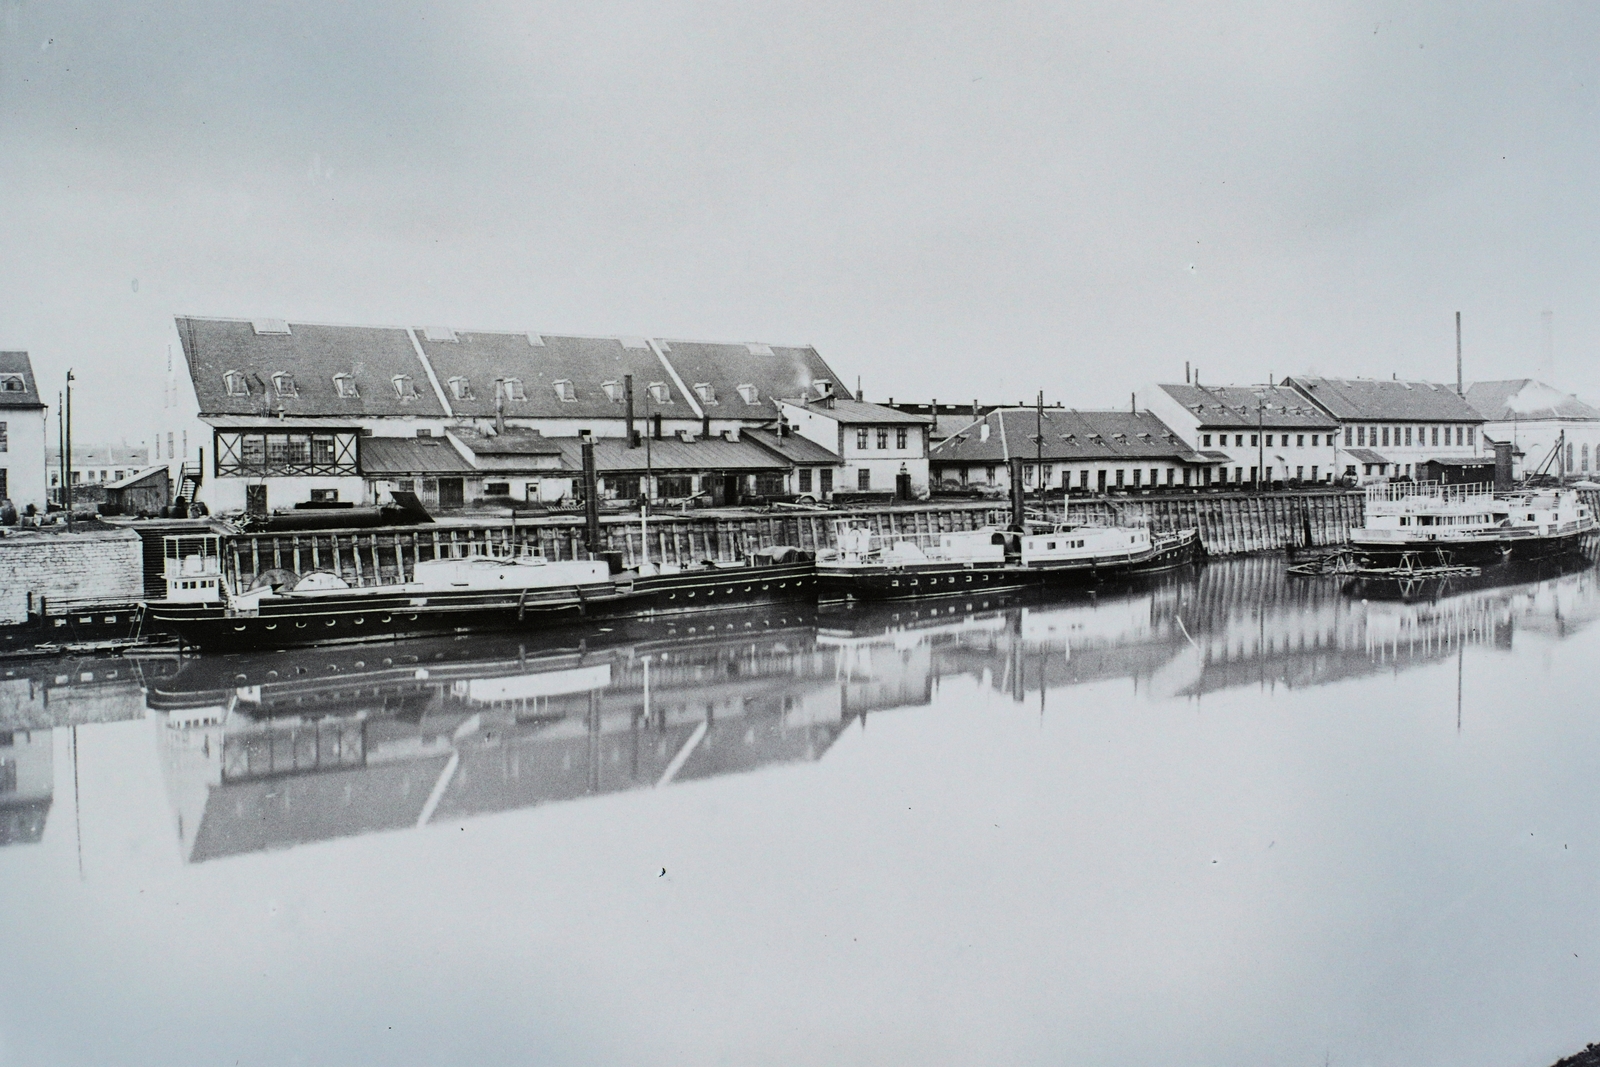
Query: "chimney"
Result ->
[[1185, 361, 1191, 384], [494, 379, 505, 436], [779, 420, 790, 438], [702, 411, 710, 438], [653, 412, 663, 440], [1455, 311, 1463, 395], [972, 399, 979, 421], [855, 375, 862, 402], [624, 374, 636, 448]]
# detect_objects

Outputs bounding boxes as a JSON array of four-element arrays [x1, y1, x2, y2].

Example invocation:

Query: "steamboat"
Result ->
[[1350, 481, 1598, 569], [816, 512, 1201, 602], [146, 531, 815, 652]]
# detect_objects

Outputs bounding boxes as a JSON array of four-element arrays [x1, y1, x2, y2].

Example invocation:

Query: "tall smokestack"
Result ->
[[1185, 361, 1190, 384], [1456, 311, 1463, 395], [624, 374, 636, 447]]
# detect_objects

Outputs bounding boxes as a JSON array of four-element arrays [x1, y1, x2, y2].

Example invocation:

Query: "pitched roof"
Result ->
[[550, 435, 789, 473], [657, 339, 844, 420], [931, 409, 1203, 463], [176, 317, 449, 418], [1286, 376, 1484, 422], [0, 352, 46, 410], [103, 465, 169, 489], [1465, 379, 1600, 422], [742, 427, 841, 465], [447, 427, 563, 456], [1152, 383, 1338, 429], [779, 397, 932, 426], [415, 331, 690, 420], [359, 436, 476, 476], [1345, 448, 1388, 463]]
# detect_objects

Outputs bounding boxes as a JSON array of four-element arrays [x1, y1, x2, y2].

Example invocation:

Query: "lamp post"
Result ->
[[64, 369, 74, 525]]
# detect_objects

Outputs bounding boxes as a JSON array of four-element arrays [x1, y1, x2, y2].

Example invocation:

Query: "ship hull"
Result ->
[[147, 560, 819, 653], [1350, 528, 1595, 569]]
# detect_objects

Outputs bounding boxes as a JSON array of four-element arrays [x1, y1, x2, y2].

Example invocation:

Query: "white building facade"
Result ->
[[1284, 377, 1486, 483], [0, 352, 50, 514], [777, 397, 931, 498], [1465, 379, 1600, 480], [1136, 383, 1340, 487]]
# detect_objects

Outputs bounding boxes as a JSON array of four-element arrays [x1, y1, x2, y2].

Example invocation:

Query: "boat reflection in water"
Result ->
[[145, 555, 1600, 863]]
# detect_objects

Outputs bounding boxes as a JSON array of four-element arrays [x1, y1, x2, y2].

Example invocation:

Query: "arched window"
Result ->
[[1583, 444, 1591, 472], [1568, 443, 1576, 470]]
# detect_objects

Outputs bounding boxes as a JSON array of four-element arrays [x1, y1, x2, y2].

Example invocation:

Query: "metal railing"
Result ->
[[1364, 481, 1492, 503]]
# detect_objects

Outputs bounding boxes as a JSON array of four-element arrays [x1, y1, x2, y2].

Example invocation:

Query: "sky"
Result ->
[[3, 2, 1599, 444]]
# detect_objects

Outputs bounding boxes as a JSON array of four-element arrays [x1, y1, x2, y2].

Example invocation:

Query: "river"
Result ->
[[2, 556, 1598, 1066]]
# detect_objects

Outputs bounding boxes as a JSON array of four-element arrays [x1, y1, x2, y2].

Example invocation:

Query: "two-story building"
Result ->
[[1283, 376, 1486, 483], [929, 407, 1212, 493], [174, 316, 852, 512], [1136, 384, 1341, 487], [0, 353, 48, 514], [1465, 379, 1600, 480], [777, 396, 931, 498]]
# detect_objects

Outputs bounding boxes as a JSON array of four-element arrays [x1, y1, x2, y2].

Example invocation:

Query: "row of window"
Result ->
[[955, 463, 1328, 489], [1346, 424, 1473, 448], [1201, 432, 1329, 448], [855, 428, 911, 449], [220, 371, 771, 407]]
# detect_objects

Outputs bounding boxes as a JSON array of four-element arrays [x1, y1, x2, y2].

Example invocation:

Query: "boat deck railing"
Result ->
[[1364, 480, 1493, 504]]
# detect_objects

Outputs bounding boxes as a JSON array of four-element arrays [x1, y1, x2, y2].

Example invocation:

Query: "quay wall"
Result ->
[[0, 527, 145, 625], [216, 490, 1372, 590]]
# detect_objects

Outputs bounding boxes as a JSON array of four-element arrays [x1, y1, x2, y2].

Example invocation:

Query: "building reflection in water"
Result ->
[[145, 556, 1600, 863]]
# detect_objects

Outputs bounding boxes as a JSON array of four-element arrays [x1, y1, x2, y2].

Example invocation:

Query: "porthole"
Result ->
[[669, 593, 677, 600], [408, 614, 418, 621], [265, 623, 277, 630], [326, 618, 337, 626], [687, 591, 695, 598], [233, 625, 246, 632], [381, 615, 391, 623], [295, 621, 307, 629], [354, 617, 365, 625], [724, 587, 733, 594]]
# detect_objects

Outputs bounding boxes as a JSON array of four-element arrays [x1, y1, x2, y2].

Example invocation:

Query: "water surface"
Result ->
[[3, 557, 1599, 1066]]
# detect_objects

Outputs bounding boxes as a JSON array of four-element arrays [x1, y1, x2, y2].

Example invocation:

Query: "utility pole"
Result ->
[[64, 370, 74, 525], [1256, 398, 1265, 492], [1035, 390, 1045, 520], [57, 391, 65, 513]]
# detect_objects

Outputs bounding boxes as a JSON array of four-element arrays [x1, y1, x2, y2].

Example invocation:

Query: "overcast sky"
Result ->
[[3, 3, 1598, 442]]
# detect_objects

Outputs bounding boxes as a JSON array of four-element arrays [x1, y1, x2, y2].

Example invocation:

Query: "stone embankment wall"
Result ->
[[0, 526, 145, 624], [218, 490, 1371, 589]]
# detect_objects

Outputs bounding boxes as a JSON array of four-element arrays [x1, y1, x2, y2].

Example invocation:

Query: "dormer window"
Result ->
[[392, 375, 417, 399], [647, 382, 672, 404], [602, 380, 623, 403], [0, 375, 24, 393], [223, 371, 249, 397], [448, 377, 473, 401], [812, 379, 834, 399], [737, 383, 759, 405], [694, 383, 717, 404], [333, 373, 359, 398], [499, 378, 525, 401], [271, 372, 297, 398], [553, 379, 576, 402]]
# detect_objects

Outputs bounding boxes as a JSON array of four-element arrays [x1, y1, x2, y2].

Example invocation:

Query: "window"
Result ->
[[602, 380, 623, 403], [819, 468, 833, 492], [986, 466, 996, 484], [1079, 470, 1089, 489], [896, 428, 908, 449], [416, 428, 432, 437], [272, 372, 297, 398], [1149, 468, 1158, 485], [1344, 427, 1353, 446], [1567, 443, 1575, 470], [1250, 434, 1259, 446], [1311, 466, 1318, 480], [500, 378, 525, 401], [1263, 434, 1272, 447], [397, 480, 415, 492], [333, 373, 359, 398], [858, 469, 871, 490], [1296, 466, 1303, 481], [798, 468, 813, 492], [1235, 435, 1244, 447], [484, 482, 511, 497], [876, 429, 888, 449], [1250, 466, 1259, 483], [1235, 467, 1243, 482], [1356, 426, 1365, 447], [223, 371, 249, 397], [737, 384, 759, 405], [647, 382, 672, 403], [1296, 435, 1304, 447], [1201, 434, 1211, 447], [1131, 469, 1141, 487], [0, 375, 23, 392], [0, 422, 6, 453], [1404, 426, 1413, 446], [1098, 470, 1108, 490], [553, 379, 576, 402], [1165, 468, 1174, 485], [448, 377, 473, 400], [1115, 469, 1125, 487], [392, 375, 417, 399], [812, 379, 833, 399], [1311, 435, 1318, 446], [309, 489, 338, 502], [856, 429, 869, 449], [215, 430, 357, 477], [1380, 427, 1389, 447], [1025, 465, 1036, 486], [693, 383, 717, 404], [1467, 427, 1475, 446]]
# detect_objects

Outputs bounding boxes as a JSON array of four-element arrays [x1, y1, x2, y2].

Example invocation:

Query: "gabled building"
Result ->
[[0, 352, 48, 513], [1465, 379, 1600, 480], [777, 397, 931, 498], [174, 316, 849, 512], [1283, 376, 1486, 483], [930, 408, 1210, 493], [1136, 384, 1341, 487]]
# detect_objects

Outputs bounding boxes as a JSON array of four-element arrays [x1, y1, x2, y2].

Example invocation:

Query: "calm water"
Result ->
[[4, 557, 1600, 1067]]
